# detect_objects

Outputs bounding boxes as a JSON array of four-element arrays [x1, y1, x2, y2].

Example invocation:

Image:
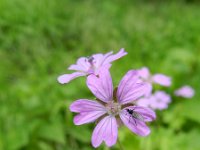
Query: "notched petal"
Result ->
[[87, 65, 113, 103], [120, 109, 151, 137], [92, 116, 118, 148], [125, 106, 156, 122], [57, 72, 85, 84], [73, 111, 106, 125], [69, 99, 106, 113], [153, 74, 171, 86], [117, 70, 147, 104], [102, 48, 127, 65]]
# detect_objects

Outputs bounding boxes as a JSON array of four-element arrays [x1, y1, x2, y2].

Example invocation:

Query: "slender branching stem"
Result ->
[[117, 138, 124, 150]]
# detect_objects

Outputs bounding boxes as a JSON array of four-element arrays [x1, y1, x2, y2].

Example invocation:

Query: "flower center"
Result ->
[[86, 56, 97, 74], [88, 56, 95, 65], [106, 101, 121, 116]]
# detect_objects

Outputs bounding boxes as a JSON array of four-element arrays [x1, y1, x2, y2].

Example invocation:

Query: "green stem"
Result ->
[[117, 138, 124, 150]]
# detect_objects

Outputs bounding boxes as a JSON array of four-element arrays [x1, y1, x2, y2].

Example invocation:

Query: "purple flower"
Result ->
[[136, 97, 151, 108], [138, 67, 171, 96], [57, 48, 127, 84], [70, 66, 156, 148], [137, 91, 171, 110], [175, 85, 195, 98], [151, 91, 171, 110]]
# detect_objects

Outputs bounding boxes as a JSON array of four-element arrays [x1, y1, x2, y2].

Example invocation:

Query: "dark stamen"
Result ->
[[88, 56, 94, 64]]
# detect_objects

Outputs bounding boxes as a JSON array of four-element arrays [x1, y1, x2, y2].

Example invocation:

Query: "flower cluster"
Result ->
[[70, 67, 155, 147], [137, 91, 171, 110], [136, 67, 195, 110], [57, 48, 195, 148], [136, 67, 172, 110]]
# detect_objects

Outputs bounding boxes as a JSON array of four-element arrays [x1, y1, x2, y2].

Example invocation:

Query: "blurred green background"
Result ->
[[1, 0, 200, 150]]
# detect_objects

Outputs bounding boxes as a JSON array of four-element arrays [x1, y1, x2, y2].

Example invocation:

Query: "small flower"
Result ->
[[57, 48, 127, 84], [175, 85, 195, 98], [70, 66, 156, 148], [137, 91, 171, 110], [138, 67, 171, 96]]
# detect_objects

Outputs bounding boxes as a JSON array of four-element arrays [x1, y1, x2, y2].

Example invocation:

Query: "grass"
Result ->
[[0, 0, 200, 150]]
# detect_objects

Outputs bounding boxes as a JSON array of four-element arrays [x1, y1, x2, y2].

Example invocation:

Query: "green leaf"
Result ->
[[38, 118, 65, 144], [66, 126, 91, 143], [181, 99, 200, 124], [37, 141, 54, 150]]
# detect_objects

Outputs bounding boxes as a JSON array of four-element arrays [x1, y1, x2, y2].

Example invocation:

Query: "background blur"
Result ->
[[1, 0, 200, 150]]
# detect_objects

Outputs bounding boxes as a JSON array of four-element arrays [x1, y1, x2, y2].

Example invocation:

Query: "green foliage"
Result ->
[[0, 0, 200, 149]]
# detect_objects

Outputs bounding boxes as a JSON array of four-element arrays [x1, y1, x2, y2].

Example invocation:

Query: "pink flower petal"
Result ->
[[153, 74, 171, 86], [68, 57, 90, 72], [92, 52, 112, 69], [73, 111, 106, 125], [151, 102, 168, 110], [149, 91, 171, 110], [120, 110, 150, 136], [92, 116, 118, 148], [57, 72, 86, 84], [137, 79, 152, 97], [138, 67, 150, 80], [68, 64, 86, 72], [137, 97, 150, 108], [70, 99, 106, 113], [154, 91, 171, 103], [87, 65, 113, 103], [144, 83, 153, 97], [102, 48, 127, 65], [70, 100, 107, 125], [175, 85, 195, 98], [125, 106, 156, 122], [92, 64, 112, 76], [117, 70, 147, 104]]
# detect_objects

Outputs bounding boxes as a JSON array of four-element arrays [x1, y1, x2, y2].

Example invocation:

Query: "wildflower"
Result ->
[[70, 66, 156, 148], [137, 91, 171, 110], [57, 48, 127, 84], [138, 67, 171, 96], [175, 85, 195, 98]]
